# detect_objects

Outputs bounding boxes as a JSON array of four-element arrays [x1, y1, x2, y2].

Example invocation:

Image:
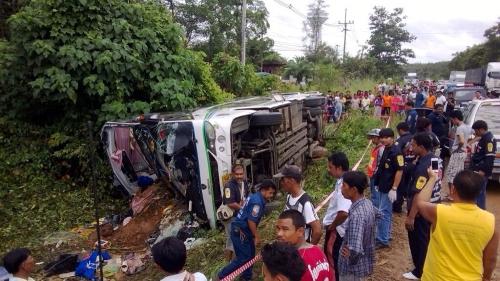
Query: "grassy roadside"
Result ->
[[182, 111, 384, 279]]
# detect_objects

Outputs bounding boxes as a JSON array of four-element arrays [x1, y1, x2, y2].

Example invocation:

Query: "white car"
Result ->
[[462, 99, 500, 182]]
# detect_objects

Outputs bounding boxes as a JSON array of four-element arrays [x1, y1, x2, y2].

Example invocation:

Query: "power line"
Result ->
[[269, 0, 341, 27], [338, 8, 354, 62]]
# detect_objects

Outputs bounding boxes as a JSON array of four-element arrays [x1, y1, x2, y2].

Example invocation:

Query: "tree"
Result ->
[[449, 20, 500, 70], [303, 0, 328, 62], [0, 0, 229, 123], [305, 42, 340, 64], [174, 0, 272, 63], [283, 57, 313, 83], [367, 6, 416, 77]]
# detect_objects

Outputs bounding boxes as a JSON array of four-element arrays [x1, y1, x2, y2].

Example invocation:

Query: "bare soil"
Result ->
[[369, 180, 500, 281]]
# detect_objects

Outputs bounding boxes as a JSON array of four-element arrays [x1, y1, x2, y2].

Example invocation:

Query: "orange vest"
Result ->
[[367, 144, 383, 177]]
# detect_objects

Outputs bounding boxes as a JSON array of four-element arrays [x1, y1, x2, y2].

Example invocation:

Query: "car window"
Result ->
[[474, 103, 500, 136], [454, 89, 476, 101], [462, 103, 476, 125]]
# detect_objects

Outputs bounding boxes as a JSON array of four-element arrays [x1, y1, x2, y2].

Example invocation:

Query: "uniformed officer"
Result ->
[[403, 132, 441, 280], [373, 128, 404, 248], [218, 179, 276, 281], [222, 164, 250, 261], [393, 122, 414, 213], [470, 120, 497, 210]]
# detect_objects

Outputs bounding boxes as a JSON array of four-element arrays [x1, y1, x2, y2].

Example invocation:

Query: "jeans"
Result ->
[[376, 192, 392, 245], [476, 176, 487, 210], [407, 215, 430, 278], [370, 178, 379, 206], [218, 227, 255, 280]]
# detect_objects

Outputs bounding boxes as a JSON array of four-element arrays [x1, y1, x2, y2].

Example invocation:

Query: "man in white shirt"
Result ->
[[435, 91, 447, 106], [275, 165, 322, 245], [2, 248, 35, 281], [322, 152, 352, 281], [152, 237, 207, 281]]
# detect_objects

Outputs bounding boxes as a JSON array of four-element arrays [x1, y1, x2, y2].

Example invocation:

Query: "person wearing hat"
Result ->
[[275, 165, 322, 245], [372, 128, 404, 248], [366, 128, 384, 205], [218, 179, 277, 281]]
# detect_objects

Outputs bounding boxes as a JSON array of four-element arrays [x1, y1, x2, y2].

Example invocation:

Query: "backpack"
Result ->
[[285, 193, 315, 242]]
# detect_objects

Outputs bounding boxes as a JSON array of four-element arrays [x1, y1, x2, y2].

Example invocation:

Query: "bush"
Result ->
[[0, 0, 228, 123], [212, 52, 277, 96]]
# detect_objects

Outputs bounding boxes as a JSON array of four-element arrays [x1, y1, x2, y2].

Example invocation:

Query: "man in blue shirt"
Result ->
[[218, 179, 277, 281], [405, 101, 418, 134], [415, 88, 425, 108]]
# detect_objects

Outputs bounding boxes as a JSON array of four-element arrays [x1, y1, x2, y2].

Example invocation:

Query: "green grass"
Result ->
[[183, 111, 384, 279]]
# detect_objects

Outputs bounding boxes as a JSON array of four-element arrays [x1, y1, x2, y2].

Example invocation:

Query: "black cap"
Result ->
[[378, 128, 394, 138], [274, 164, 302, 181]]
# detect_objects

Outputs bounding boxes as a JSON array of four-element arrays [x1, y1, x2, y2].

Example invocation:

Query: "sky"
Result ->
[[264, 0, 500, 63]]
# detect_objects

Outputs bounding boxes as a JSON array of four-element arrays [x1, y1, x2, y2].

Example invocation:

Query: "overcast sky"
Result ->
[[264, 0, 499, 63]]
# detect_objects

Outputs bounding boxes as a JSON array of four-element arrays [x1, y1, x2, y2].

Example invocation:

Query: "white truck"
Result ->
[[463, 62, 500, 94], [485, 62, 500, 93], [101, 94, 326, 228], [404, 72, 418, 85], [449, 71, 466, 85]]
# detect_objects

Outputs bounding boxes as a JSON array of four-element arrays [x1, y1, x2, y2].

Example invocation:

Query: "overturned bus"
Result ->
[[101, 94, 326, 228]]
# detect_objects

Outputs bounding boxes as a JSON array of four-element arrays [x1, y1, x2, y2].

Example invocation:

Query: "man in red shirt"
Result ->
[[276, 210, 334, 281]]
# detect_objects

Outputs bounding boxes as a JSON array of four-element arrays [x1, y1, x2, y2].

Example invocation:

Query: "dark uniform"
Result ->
[[222, 179, 250, 252], [373, 144, 404, 245], [223, 178, 250, 214], [406, 152, 441, 278], [393, 132, 414, 213], [471, 131, 497, 210], [218, 192, 266, 281]]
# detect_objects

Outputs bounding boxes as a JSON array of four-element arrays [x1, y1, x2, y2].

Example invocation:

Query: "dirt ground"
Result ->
[[370, 180, 500, 281]]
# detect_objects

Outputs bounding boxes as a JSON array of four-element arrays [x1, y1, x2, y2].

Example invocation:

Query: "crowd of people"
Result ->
[[324, 81, 498, 124], [2, 83, 498, 281]]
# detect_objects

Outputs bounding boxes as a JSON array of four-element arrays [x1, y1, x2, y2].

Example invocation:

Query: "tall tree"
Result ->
[[173, 0, 271, 63], [367, 6, 416, 77], [303, 0, 328, 62], [449, 20, 500, 70]]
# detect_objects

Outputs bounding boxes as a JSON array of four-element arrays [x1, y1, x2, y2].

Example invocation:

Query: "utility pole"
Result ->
[[338, 8, 353, 62], [241, 0, 247, 65]]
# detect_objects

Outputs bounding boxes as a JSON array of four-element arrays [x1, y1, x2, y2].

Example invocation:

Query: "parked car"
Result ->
[[448, 86, 487, 108], [462, 99, 500, 182], [101, 94, 326, 228]]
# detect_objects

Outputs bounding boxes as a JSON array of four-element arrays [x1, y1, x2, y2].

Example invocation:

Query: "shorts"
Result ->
[[222, 218, 234, 252], [444, 151, 466, 183], [382, 107, 391, 116]]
